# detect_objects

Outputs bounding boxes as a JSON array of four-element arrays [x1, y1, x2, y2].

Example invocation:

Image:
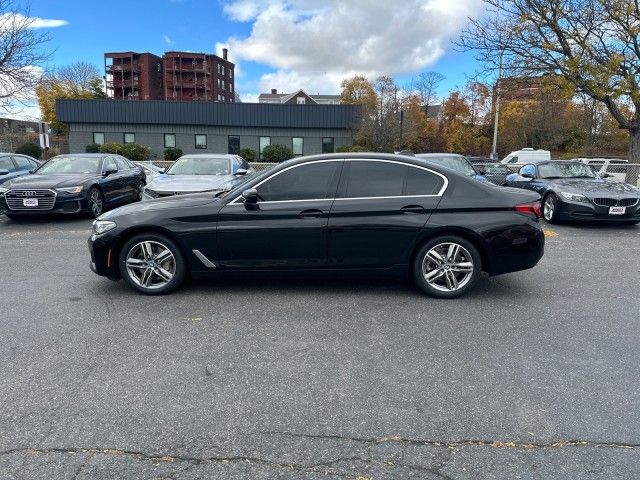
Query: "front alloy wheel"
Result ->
[[88, 188, 103, 218], [119, 234, 186, 294], [413, 236, 481, 298]]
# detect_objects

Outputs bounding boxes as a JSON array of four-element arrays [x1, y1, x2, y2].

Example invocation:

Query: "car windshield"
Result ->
[[36, 156, 101, 174], [166, 156, 230, 175], [538, 162, 598, 179], [419, 155, 477, 176]]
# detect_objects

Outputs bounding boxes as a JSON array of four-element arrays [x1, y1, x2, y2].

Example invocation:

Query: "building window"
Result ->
[[93, 132, 105, 145], [259, 136, 271, 160], [292, 137, 303, 156], [322, 137, 334, 153], [195, 134, 207, 149], [124, 133, 135, 144], [228, 135, 240, 155], [297, 97, 306, 104], [164, 133, 176, 148]]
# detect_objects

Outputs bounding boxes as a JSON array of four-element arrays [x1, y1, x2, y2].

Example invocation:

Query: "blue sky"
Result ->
[[27, 0, 480, 112]]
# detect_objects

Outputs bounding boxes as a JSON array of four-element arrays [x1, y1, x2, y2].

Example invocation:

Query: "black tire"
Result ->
[[118, 233, 186, 295], [87, 187, 104, 218], [135, 181, 145, 201], [412, 235, 482, 299], [4, 213, 21, 220], [542, 193, 559, 224]]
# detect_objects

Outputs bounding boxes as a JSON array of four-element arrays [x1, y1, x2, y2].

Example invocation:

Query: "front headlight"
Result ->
[[56, 186, 83, 194], [92, 220, 117, 235], [559, 192, 588, 202]]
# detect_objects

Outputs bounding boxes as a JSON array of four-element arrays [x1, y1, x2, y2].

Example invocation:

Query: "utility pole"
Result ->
[[491, 49, 504, 160], [399, 109, 404, 150]]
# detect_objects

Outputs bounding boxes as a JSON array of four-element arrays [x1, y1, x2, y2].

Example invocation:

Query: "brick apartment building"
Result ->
[[104, 49, 234, 102]]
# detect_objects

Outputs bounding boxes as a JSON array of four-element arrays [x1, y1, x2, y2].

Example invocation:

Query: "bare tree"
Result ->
[[55, 62, 101, 96], [457, 0, 640, 165], [0, 1, 50, 113], [414, 72, 445, 110]]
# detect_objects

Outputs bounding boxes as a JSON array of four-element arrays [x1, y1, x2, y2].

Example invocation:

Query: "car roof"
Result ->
[[415, 153, 466, 159], [55, 153, 111, 158], [179, 154, 234, 158]]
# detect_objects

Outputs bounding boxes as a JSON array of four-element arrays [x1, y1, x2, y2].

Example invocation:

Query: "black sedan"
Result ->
[[505, 161, 640, 224], [0, 154, 146, 218], [88, 153, 544, 298]]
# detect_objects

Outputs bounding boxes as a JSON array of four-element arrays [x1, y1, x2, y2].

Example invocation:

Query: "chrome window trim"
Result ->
[[229, 158, 448, 205]]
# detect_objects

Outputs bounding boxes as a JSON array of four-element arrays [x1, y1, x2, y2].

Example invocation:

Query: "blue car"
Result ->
[[0, 153, 40, 185], [414, 153, 491, 184]]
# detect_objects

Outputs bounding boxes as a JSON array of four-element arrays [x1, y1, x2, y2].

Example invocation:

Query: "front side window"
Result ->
[[322, 137, 334, 154], [507, 156, 519, 164], [256, 161, 341, 202], [93, 132, 105, 145], [115, 157, 130, 170], [36, 156, 102, 175], [13, 156, 32, 169], [228, 135, 240, 155], [164, 134, 176, 148], [195, 134, 207, 149], [124, 133, 135, 144], [292, 137, 303, 156], [259, 136, 271, 160], [103, 157, 118, 172]]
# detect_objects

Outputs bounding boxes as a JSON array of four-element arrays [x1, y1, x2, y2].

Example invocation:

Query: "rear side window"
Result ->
[[345, 161, 404, 197], [405, 166, 444, 195], [0, 156, 14, 171], [257, 161, 341, 202], [13, 156, 32, 169], [115, 157, 130, 170], [344, 161, 444, 197]]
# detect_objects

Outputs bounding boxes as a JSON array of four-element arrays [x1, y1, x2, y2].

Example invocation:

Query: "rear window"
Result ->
[[0, 156, 14, 171], [405, 167, 444, 195], [344, 161, 444, 198]]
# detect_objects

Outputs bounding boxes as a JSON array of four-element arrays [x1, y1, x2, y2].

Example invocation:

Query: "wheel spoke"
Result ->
[[447, 244, 459, 261], [141, 242, 153, 260], [426, 250, 444, 265], [445, 271, 458, 290], [452, 261, 473, 272], [154, 249, 172, 264], [141, 267, 153, 286], [126, 258, 147, 269], [155, 266, 173, 282], [425, 269, 445, 281]]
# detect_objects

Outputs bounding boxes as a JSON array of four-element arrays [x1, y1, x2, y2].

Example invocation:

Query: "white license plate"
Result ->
[[609, 206, 626, 215], [23, 198, 38, 207]]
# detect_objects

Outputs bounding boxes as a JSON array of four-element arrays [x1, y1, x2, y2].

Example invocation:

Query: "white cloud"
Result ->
[[223, 0, 481, 95], [239, 93, 259, 103], [0, 13, 69, 29], [163, 34, 173, 45]]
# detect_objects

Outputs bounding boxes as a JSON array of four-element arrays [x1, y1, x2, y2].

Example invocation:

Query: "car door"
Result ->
[[115, 156, 138, 200], [101, 156, 122, 203], [0, 155, 19, 184], [215, 160, 343, 269], [327, 159, 446, 269]]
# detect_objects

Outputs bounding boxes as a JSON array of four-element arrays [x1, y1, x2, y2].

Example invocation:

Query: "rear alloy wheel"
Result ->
[[413, 236, 481, 298], [119, 234, 186, 295], [88, 187, 104, 218], [542, 193, 558, 223]]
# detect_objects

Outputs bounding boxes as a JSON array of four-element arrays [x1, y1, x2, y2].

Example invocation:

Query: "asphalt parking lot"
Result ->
[[0, 215, 639, 479]]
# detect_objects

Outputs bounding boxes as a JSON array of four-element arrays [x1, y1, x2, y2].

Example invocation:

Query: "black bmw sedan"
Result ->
[[0, 154, 146, 218], [505, 161, 640, 224], [88, 153, 545, 298]]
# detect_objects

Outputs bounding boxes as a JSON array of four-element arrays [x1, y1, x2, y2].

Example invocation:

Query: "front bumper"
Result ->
[[0, 193, 89, 215], [88, 231, 121, 279], [556, 198, 640, 222]]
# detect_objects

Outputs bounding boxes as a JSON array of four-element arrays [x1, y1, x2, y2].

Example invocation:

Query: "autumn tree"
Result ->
[[36, 62, 104, 133], [458, 0, 640, 165], [414, 71, 445, 111], [0, 1, 51, 113]]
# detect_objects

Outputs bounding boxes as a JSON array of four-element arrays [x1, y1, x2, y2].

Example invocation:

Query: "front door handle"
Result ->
[[299, 209, 324, 218], [401, 205, 426, 214]]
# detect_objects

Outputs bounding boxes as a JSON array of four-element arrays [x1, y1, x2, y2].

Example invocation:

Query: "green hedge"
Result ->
[[15, 142, 43, 159], [262, 144, 293, 162], [97, 142, 151, 161], [85, 144, 101, 153], [164, 147, 183, 161], [239, 147, 257, 162]]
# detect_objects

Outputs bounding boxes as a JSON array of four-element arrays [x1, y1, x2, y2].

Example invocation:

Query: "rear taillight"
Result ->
[[514, 202, 542, 218]]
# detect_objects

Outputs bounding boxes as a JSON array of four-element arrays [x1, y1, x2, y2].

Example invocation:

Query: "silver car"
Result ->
[[143, 154, 254, 200]]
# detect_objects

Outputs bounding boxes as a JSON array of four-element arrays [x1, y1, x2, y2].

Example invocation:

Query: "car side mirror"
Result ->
[[0, 169, 8, 176], [241, 188, 258, 205], [476, 166, 486, 175], [103, 168, 118, 177], [28, 169, 35, 174], [159, 168, 165, 174], [521, 172, 535, 179], [234, 168, 248, 176]]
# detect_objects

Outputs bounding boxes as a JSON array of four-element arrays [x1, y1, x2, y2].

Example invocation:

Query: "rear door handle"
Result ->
[[299, 209, 324, 218], [401, 205, 426, 214]]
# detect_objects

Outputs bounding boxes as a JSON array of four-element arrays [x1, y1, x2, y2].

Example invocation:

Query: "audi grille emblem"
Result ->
[[20, 191, 38, 197]]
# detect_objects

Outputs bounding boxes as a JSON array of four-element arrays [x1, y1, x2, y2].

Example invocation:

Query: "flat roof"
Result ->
[[56, 100, 361, 129]]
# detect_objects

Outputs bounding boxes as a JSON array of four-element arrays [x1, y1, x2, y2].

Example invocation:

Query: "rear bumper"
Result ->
[[486, 221, 545, 276]]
